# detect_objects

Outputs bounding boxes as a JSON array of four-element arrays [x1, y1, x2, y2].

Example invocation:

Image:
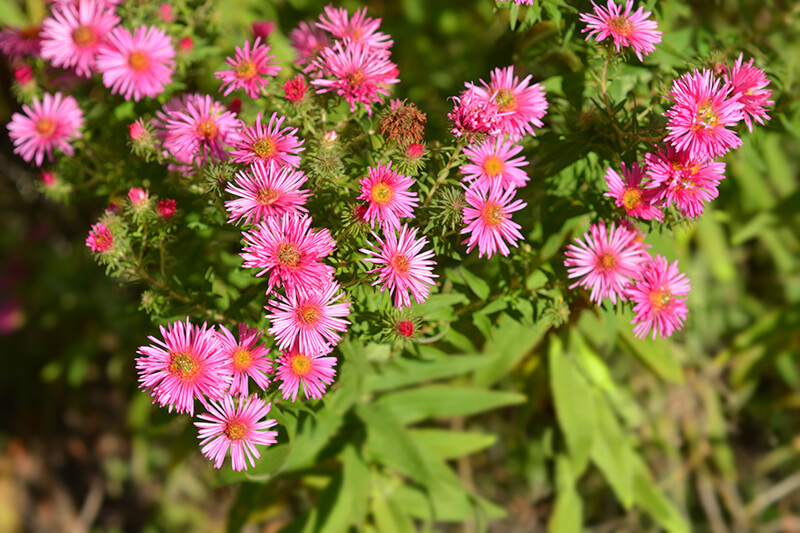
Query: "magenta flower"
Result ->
[[604, 162, 664, 221], [8, 92, 83, 166], [128, 187, 148, 205], [461, 180, 527, 258], [316, 5, 392, 51], [361, 224, 438, 308], [580, 0, 662, 61], [95, 25, 176, 102], [357, 162, 419, 232], [664, 69, 745, 161], [474, 66, 548, 139], [158, 199, 176, 219], [448, 85, 504, 139], [194, 395, 278, 471], [289, 20, 331, 68], [163, 94, 241, 166], [461, 137, 529, 189], [625, 255, 691, 339], [215, 38, 280, 99], [229, 112, 305, 168], [40, 0, 120, 77], [216, 323, 271, 397], [136, 318, 232, 416], [85, 222, 113, 252], [724, 53, 774, 133], [225, 162, 311, 225], [564, 220, 646, 305], [282, 75, 309, 103], [241, 214, 336, 294], [0, 24, 42, 58], [252, 21, 275, 41], [311, 41, 399, 117], [274, 345, 337, 401], [266, 280, 351, 354], [644, 144, 726, 219]]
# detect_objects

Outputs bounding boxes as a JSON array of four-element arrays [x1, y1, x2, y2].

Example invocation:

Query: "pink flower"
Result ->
[[0, 24, 42, 58], [40, 0, 120, 77], [178, 36, 193, 53], [229, 112, 305, 168], [241, 214, 335, 294], [216, 323, 271, 397], [157, 198, 176, 218], [158, 4, 175, 23], [664, 69, 744, 161], [461, 137, 529, 189], [473, 66, 548, 139], [357, 162, 418, 231], [7, 92, 84, 166], [136, 318, 232, 416], [252, 21, 275, 41], [625, 255, 691, 339], [127, 187, 148, 205], [85, 222, 113, 252], [360, 224, 438, 308], [580, 0, 662, 61], [310, 41, 399, 117], [406, 143, 425, 160], [496, 0, 535, 4], [644, 144, 725, 218], [448, 85, 504, 139], [274, 345, 337, 401], [162, 94, 240, 166], [266, 280, 351, 354], [461, 180, 526, 258], [225, 162, 311, 225], [316, 5, 392, 51], [215, 38, 280, 99], [96, 25, 176, 102], [41, 171, 57, 187], [289, 21, 331, 68], [128, 118, 148, 140], [14, 65, 35, 85], [604, 162, 663, 221], [724, 53, 774, 133], [282, 75, 309, 103], [396, 320, 415, 337], [564, 220, 646, 305], [194, 395, 278, 471]]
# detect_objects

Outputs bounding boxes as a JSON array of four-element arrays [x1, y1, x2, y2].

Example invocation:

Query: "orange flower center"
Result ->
[[495, 88, 517, 112], [370, 182, 393, 204], [596, 252, 617, 271], [297, 304, 320, 325], [648, 289, 672, 312], [390, 253, 411, 274], [609, 16, 634, 37], [36, 118, 57, 137], [168, 352, 200, 382], [72, 25, 97, 47], [483, 155, 505, 176], [253, 137, 276, 159], [236, 59, 257, 79], [348, 69, 366, 86], [128, 51, 149, 72], [693, 101, 720, 130], [481, 202, 504, 227], [231, 348, 253, 371], [196, 119, 218, 140], [278, 243, 301, 267], [256, 187, 279, 206], [622, 188, 642, 210], [290, 353, 313, 376], [223, 421, 247, 440]]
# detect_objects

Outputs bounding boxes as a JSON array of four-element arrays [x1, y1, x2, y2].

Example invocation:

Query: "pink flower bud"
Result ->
[[227, 97, 242, 114], [178, 36, 193, 53], [406, 143, 425, 159], [252, 21, 275, 41], [282, 75, 308, 103], [396, 320, 415, 337], [128, 187, 149, 205], [159, 4, 175, 23], [40, 171, 56, 187], [13, 65, 34, 85], [129, 118, 148, 141], [157, 198, 176, 219]]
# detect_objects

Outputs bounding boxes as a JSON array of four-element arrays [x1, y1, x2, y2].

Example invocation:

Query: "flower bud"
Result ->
[[128, 187, 149, 205], [252, 21, 275, 40], [157, 198, 176, 219]]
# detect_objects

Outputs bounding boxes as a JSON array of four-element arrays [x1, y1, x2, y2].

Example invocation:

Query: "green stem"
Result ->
[[423, 141, 466, 207]]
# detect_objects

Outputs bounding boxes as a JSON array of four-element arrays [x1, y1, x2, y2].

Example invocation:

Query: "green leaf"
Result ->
[[409, 429, 496, 460], [459, 267, 490, 300], [474, 313, 548, 386], [589, 392, 635, 509], [215, 444, 291, 485], [619, 325, 684, 383], [632, 456, 690, 533], [548, 454, 582, 533], [317, 446, 371, 533], [372, 477, 417, 533], [364, 354, 490, 392], [376, 385, 526, 425]]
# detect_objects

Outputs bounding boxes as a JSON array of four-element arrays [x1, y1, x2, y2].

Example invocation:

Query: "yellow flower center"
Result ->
[[694, 101, 720, 130], [298, 304, 320, 325], [596, 252, 617, 271], [236, 59, 257, 79], [482, 155, 505, 177], [348, 69, 366, 86], [231, 348, 253, 371], [256, 187, 279, 206], [128, 51, 149, 72], [648, 289, 672, 312], [196, 119, 218, 140], [481, 202, 504, 227], [72, 25, 96, 47], [36, 118, 56, 137], [371, 182, 393, 204], [609, 16, 634, 37], [278, 243, 301, 267], [168, 352, 200, 381], [495, 88, 517, 112], [223, 421, 247, 440], [390, 253, 411, 274], [253, 137, 277, 159], [290, 353, 313, 376], [622, 188, 642, 210]]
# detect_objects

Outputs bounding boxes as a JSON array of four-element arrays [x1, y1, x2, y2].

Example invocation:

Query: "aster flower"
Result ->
[[85, 222, 114, 252], [580, 0, 662, 62], [664, 69, 744, 160], [95, 25, 176, 102], [136, 318, 232, 416], [241, 214, 335, 294], [7, 92, 84, 166], [274, 345, 337, 401], [266, 280, 351, 354], [604, 162, 664, 221], [564, 220, 646, 305], [229, 112, 305, 168], [0, 24, 42, 58], [461, 136, 529, 189], [448, 85, 505, 139], [194, 394, 278, 471], [360, 224, 438, 308], [252, 21, 275, 41], [157, 198, 176, 219], [461, 180, 527, 258], [289, 20, 331, 68], [216, 323, 271, 397], [215, 38, 280, 99], [310, 41, 399, 117], [357, 162, 419, 231], [644, 144, 726, 218], [473, 66, 548, 139], [625, 255, 691, 339], [283, 75, 309, 103], [40, 0, 120, 77], [163, 94, 241, 166], [724, 53, 774, 133], [128, 187, 148, 205], [316, 5, 392, 51], [225, 162, 311, 225]]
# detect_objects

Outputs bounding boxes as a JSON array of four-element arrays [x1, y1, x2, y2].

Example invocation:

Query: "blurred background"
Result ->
[[2, 0, 800, 531]]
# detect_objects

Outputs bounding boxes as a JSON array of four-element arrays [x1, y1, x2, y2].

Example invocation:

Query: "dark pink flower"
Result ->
[[215, 38, 280, 99], [604, 162, 663, 221], [282, 75, 309, 103], [274, 345, 337, 401], [7, 92, 84, 166], [157, 198, 177, 218], [128, 187, 148, 205], [229, 112, 304, 168], [0, 24, 42, 58], [473, 66, 548, 139], [580, 0, 662, 61], [162, 94, 241, 166], [461, 136, 529, 189], [724, 53, 774, 133], [315, 5, 392, 51], [289, 21, 331, 68], [85, 222, 113, 252], [225, 162, 311, 225], [625, 255, 691, 339], [252, 21, 275, 41], [448, 85, 504, 139], [461, 180, 526, 258], [357, 162, 418, 232], [216, 323, 271, 397]]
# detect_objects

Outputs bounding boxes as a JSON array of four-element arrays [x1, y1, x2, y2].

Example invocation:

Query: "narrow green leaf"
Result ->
[[459, 267, 490, 300], [590, 392, 635, 508], [474, 313, 548, 386], [409, 429, 497, 460], [364, 354, 490, 392], [548, 454, 582, 533], [632, 456, 690, 533]]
